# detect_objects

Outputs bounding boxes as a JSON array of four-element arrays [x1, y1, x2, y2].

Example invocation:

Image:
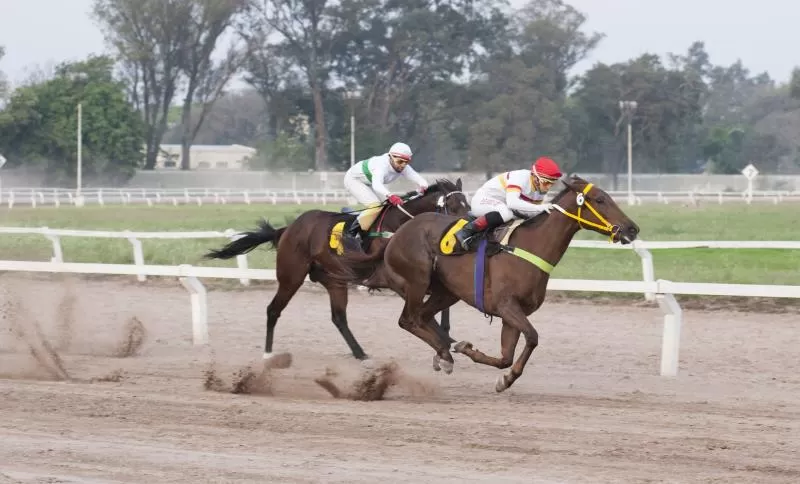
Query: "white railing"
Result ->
[[3, 186, 800, 208], [1, 258, 798, 378], [0, 227, 252, 284], [0, 188, 354, 208], [3, 226, 799, 303]]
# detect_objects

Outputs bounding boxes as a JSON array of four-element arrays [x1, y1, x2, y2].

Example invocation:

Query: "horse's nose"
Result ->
[[627, 224, 640, 239]]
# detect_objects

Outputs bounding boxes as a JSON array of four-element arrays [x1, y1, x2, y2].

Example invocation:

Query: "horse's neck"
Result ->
[[382, 197, 434, 229], [512, 211, 580, 266]]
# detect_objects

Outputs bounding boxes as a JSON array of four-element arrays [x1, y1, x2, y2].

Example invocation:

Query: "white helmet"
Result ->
[[388, 142, 412, 162]]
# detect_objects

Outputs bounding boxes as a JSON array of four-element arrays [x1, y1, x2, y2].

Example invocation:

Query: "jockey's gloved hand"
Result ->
[[541, 203, 554, 213], [387, 194, 404, 206]]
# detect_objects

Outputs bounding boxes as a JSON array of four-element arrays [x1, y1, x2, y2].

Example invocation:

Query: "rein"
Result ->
[[371, 188, 465, 237], [499, 182, 618, 274]]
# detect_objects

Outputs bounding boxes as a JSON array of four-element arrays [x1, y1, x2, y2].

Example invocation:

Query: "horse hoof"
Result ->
[[432, 354, 442, 372], [453, 341, 473, 353], [439, 358, 454, 375], [495, 375, 509, 393]]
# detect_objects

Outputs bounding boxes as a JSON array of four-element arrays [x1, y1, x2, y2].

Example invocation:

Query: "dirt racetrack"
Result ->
[[1, 273, 798, 483]]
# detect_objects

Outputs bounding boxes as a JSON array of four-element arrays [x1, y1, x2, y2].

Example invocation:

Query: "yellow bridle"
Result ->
[[549, 183, 618, 242]]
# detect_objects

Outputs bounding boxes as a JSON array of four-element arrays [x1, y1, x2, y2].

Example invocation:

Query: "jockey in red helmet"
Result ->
[[453, 157, 563, 251]]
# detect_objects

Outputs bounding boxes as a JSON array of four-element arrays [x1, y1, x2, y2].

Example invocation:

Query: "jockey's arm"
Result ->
[[369, 162, 393, 200], [505, 188, 549, 215], [401, 164, 429, 191]]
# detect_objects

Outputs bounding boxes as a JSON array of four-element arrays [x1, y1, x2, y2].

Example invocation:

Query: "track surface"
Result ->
[[1, 274, 798, 483]]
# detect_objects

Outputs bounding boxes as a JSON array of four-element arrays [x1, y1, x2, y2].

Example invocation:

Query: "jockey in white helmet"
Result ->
[[342, 142, 429, 237]]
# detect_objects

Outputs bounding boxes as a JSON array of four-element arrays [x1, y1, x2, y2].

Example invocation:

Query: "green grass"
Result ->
[[1, 203, 798, 285]]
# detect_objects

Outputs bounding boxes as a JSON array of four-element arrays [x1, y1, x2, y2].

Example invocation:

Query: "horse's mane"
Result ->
[[427, 178, 459, 194], [400, 178, 459, 201], [519, 175, 586, 228]]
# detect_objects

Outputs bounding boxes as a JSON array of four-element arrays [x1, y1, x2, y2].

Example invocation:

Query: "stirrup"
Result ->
[[455, 231, 474, 251]]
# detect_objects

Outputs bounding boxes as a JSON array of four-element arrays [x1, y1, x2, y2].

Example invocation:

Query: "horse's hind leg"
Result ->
[[453, 321, 520, 369], [264, 261, 309, 359], [422, 280, 457, 345], [320, 280, 367, 360], [418, 289, 460, 372], [398, 284, 456, 373], [437, 308, 451, 340]]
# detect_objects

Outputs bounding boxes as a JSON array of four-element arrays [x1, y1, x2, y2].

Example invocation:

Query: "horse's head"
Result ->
[[551, 175, 639, 244], [402, 178, 470, 217]]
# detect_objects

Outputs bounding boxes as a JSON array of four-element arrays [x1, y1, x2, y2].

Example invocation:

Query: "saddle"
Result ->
[[438, 217, 525, 256], [329, 203, 391, 255]]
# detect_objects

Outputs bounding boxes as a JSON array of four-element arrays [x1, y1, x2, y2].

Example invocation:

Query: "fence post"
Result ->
[[655, 282, 682, 377], [632, 240, 655, 302], [42, 227, 64, 263], [179, 268, 208, 345], [124, 231, 146, 282], [224, 228, 250, 286]]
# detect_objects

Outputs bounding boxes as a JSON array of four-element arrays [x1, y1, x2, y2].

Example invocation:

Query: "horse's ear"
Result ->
[[456, 178, 462, 190], [562, 177, 579, 192]]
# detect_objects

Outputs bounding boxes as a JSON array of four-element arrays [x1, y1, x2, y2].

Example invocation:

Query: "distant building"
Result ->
[[156, 144, 257, 170]]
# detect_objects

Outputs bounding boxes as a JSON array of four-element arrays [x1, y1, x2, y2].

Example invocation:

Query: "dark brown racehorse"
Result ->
[[203, 178, 469, 361], [336, 175, 639, 392]]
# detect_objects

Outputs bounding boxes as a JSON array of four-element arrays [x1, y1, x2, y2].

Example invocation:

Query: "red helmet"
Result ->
[[531, 157, 562, 181]]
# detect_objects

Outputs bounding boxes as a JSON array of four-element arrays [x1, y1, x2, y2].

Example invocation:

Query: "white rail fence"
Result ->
[[1, 259, 799, 378], [3, 226, 800, 302], [3, 187, 800, 208], [1, 226, 799, 377]]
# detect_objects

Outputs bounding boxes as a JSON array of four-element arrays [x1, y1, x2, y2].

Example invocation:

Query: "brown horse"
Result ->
[[203, 178, 469, 361], [336, 175, 639, 392]]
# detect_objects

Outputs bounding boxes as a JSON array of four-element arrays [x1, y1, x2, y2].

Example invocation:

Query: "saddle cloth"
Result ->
[[329, 203, 387, 255]]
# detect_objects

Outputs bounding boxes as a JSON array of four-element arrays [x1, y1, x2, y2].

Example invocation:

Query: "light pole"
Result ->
[[344, 89, 358, 167], [0, 153, 6, 204], [68, 72, 88, 206], [77, 101, 83, 205], [619, 100, 638, 206]]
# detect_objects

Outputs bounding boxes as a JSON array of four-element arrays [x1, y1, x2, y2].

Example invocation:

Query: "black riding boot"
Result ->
[[454, 212, 505, 251], [345, 218, 362, 239], [454, 218, 485, 251]]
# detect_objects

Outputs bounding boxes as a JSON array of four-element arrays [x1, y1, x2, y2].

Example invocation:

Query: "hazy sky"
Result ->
[[0, 0, 796, 87]]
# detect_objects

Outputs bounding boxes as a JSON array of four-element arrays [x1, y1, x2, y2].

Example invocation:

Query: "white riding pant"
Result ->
[[343, 171, 381, 206], [470, 189, 515, 222]]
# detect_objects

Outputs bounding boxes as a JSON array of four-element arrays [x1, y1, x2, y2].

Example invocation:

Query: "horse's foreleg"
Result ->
[[493, 305, 538, 393], [453, 321, 520, 369], [321, 281, 367, 360]]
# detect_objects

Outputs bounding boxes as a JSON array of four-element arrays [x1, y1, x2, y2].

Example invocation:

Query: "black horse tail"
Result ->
[[204, 219, 285, 260]]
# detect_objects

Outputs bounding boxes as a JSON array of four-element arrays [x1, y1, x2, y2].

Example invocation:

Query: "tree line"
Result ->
[[1, 0, 800, 187]]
